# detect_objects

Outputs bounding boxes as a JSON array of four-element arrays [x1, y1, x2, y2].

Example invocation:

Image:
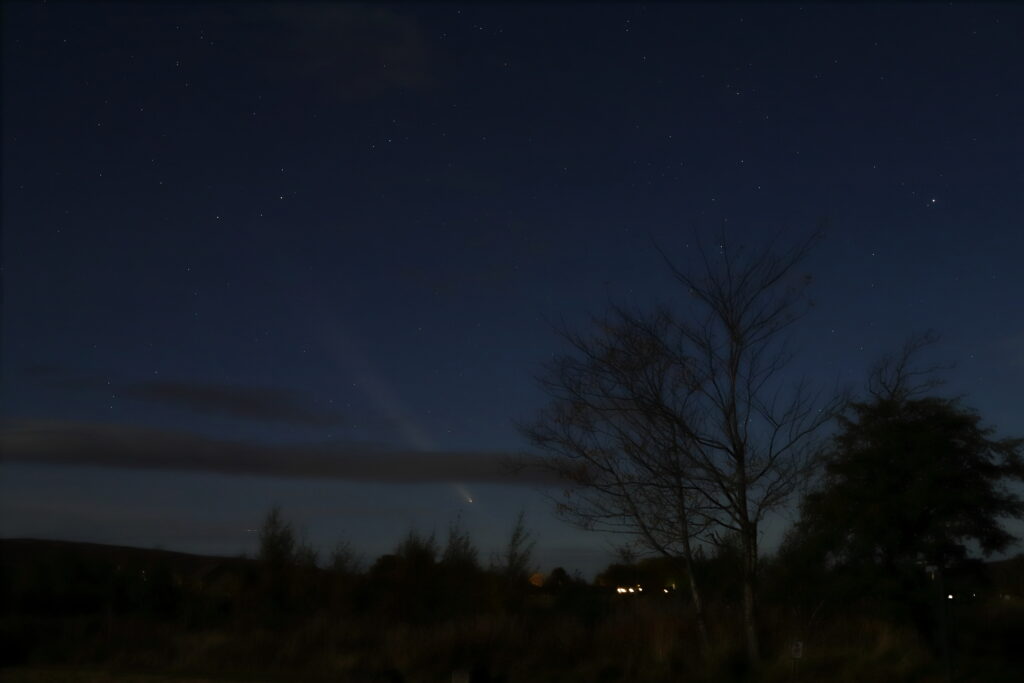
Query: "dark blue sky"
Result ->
[[2, 2, 1022, 576]]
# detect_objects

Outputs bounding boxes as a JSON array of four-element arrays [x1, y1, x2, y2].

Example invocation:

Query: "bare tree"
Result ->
[[867, 329, 949, 402], [522, 306, 715, 657], [523, 234, 844, 662], [442, 516, 480, 570], [492, 509, 536, 581], [258, 505, 297, 568]]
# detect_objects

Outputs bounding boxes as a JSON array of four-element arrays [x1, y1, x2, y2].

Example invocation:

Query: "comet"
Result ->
[[453, 483, 474, 504]]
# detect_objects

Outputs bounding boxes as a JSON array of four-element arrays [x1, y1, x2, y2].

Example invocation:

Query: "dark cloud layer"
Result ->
[[26, 366, 346, 428], [124, 381, 347, 428], [0, 419, 552, 485]]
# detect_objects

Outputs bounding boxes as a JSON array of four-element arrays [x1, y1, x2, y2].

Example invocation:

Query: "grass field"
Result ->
[[1, 671, 232, 683], [0, 670, 299, 683]]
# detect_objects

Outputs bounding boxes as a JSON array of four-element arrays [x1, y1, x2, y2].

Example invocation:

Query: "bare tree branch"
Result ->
[[867, 330, 951, 402], [522, 232, 842, 662]]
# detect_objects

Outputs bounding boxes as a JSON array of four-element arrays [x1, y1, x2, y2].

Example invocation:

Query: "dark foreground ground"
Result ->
[[3, 539, 1023, 682]]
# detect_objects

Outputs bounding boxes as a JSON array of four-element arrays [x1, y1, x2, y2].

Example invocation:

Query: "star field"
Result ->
[[1, 2, 1022, 575]]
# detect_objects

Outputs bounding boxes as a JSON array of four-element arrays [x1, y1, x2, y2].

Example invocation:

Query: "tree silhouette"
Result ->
[[792, 337, 1024, 634], [523, 233, 841, 661], [442, 517, 480, 571], [798, 395, 1024, 582], [258, 506, 297, 568], [256, 506, 299, 624], [328, 539, 362, 576], [493, 510, 536, 582], [522, 304, 716, 655]]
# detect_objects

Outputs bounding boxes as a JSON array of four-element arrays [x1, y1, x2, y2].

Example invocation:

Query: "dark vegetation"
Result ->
[[2, 514, 1023, 682], [513, 236, 1024, 681]]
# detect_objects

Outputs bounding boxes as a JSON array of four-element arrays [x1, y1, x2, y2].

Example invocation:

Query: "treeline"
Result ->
[[244, 508, 552, 626], [2, 513, 618, 681], [3, 520, 1023, 681], [0, 511, 547, 620]]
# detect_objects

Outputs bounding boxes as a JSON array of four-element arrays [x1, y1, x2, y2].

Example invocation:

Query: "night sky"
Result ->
[[2, 2, 1022, 576]]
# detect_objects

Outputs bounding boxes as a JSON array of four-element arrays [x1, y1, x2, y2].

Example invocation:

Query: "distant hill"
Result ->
[[0, 537, 239, 568], [3, 537, 1023, 597], [0, 538, 257, 618]]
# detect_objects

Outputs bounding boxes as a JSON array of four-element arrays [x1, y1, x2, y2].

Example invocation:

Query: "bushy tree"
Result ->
[[395, 529, 439, 570], [442, 518, 480, 571], [256, 506, 299, 623], [492, 510, 536, 582], [258, 506, 297, 568], [328, 540, 362, 576], [439, 518, 486, 617], [800, 395, 1023, 579], [790, 337, 1024, 634], [366, 530, 442, 621], [488, 511, 538, 614]]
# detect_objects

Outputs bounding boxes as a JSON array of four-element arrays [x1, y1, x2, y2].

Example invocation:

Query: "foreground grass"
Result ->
[[0, 670, 274, 683], [4, 599, 1022, 683]]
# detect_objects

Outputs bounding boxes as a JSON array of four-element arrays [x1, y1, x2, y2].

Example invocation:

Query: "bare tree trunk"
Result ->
[[688, 566, 712, 659], [741, 525, 760, 662], [524, 233, 839, 672], [681, 532, 712, 659]]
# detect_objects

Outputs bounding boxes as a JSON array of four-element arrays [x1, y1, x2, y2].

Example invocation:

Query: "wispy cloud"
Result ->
[[0, 419, 552, 485]]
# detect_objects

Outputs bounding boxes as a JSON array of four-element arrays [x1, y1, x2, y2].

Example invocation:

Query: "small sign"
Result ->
[[791, 640, 804, 659]]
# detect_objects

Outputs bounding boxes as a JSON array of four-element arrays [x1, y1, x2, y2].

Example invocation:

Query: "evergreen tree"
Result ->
[[795, 393, 1024, 613]]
